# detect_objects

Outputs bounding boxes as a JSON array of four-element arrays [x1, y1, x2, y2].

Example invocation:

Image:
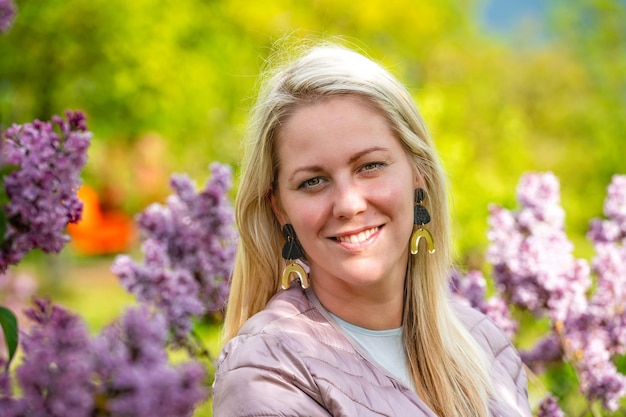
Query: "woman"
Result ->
[[213, 43, 532, 417]]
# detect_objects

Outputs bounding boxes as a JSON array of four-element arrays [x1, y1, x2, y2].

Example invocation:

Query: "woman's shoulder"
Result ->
[[217, 286, 351, 372], [213, 287, 400, 416], [213, 287, 336, 416], [452, 301, 532, 416], [237, 285, 319, 336], [214, 288, 435, 417]]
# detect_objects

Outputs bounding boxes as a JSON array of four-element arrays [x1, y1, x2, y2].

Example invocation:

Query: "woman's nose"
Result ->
[[332, 182, 367, 219]]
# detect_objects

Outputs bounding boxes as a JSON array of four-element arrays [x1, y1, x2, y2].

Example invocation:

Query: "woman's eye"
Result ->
[[299, 177, 323, 189], [361, 162, 385, 172]]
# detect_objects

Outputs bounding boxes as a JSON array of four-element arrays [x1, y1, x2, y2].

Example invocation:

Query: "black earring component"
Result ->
[[413, 188, 431, 225], [282, 224, 304, 260], [280, 224, 310, 289], [410, 188, 435, 254]]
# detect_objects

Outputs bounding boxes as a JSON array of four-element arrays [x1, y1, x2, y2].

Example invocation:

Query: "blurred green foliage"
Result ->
[[1, 0, 624, 262], [1, 2, 625, 413]]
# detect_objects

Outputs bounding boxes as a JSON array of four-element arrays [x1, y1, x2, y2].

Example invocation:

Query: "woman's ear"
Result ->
[[413, 167, 425, 189], [269, 188, 288, 226]]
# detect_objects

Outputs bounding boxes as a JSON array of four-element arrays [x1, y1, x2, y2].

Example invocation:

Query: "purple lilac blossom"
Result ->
[[1, 111, 90, 273], [450, 269, 518, 338], [563, 318, 626, 411], [519, 334, 562, 374], [571, 174, 626, 410], [92, 305, 207, 417], [0, 0, 15, 33], [588, 176, 626, 352], [112, 163, 237, 340], [16, 299, 95, 416], [603, 175, 626, 224], [487, 172, 626, 411], [0, 299, 207, 417], [588, 176, 626, 244], [536, 394, 565, 417], [486, 172, 591, 323]]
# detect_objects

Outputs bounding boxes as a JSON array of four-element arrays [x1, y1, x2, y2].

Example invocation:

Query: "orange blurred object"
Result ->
[[67, 185, 134, 255]]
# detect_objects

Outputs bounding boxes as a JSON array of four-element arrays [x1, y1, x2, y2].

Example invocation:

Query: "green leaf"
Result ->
[[0, 188, 10, 206], [0, 305, 19, 366], [0, 164, 18, 179], [0, 208, 6, 243]]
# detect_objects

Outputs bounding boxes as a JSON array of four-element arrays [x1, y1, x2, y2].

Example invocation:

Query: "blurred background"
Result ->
[[1, 0, 625, 414]]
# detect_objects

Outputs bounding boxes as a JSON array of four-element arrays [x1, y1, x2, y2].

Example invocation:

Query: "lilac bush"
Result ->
[[0, 299, 207, 417], [0, 111, 211, 415], [454, 173, 626, 414], [574, 174, 626, 410], [486, 173, 591, 323], [92, 305, 207, 417], [112, 163, 237, 342], [1, 111, 90, 273]]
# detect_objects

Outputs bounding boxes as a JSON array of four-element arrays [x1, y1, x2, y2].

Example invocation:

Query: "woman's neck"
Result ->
[[311, 280, 404, 330]]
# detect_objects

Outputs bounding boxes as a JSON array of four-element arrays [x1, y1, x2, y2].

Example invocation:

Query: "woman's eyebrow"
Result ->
[[287, 146, 389, 182], [347, 146, 388, 164], [288, 165, 324, 182]]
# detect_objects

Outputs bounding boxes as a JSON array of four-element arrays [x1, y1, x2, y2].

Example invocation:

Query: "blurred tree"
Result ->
[[0, 0, 623, 256]]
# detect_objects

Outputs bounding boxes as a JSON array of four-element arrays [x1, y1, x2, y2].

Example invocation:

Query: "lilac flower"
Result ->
[[603, 175, 626, 224], [16, 298, 95, 416], [536, 394, 565, 417], [92, 306, 207, 417], [560, 310, 626, 411], [1, 111, 91, 273], [112, 163, 237, 340], [0, 299, 207, 417], [450, 269, 518, 338], [590, 243, 626, 318], [568, 174, 626, 410], [588, 177, 626, 347], [570, 328, 626, 411], [0, 0, 15, 33], [486, 172, 591, 323], [519, 334, 562, 374], [112, 240, 205, 340], [485, 172, 626, 411], [588, 175, 626, 244]]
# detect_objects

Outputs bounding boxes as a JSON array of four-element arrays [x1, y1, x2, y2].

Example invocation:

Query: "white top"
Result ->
[[330, 313, 416, 391]]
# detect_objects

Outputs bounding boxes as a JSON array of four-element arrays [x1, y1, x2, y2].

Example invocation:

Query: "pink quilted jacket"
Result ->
[[213, 286, 532, 417]]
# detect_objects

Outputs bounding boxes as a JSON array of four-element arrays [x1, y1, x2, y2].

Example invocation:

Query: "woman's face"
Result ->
[[271, 95, 419, 303]]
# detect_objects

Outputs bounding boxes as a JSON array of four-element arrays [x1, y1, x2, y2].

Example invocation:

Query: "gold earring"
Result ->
[[410, 188, 435, 254], [280, 224, 310, 289]]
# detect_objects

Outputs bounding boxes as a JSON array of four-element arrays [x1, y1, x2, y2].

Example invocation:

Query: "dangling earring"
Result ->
[[410, 188, 436, 254], [280, 224, 310, 289]]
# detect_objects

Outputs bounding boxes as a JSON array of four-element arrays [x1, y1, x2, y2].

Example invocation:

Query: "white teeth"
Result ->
[[336, 227, 378, 244]]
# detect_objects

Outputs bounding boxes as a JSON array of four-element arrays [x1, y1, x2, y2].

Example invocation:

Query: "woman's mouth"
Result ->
[[334, 226, 380, 244]]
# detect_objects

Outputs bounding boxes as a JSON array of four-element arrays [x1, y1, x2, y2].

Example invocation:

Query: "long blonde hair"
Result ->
[[223, 41, 492, 417]]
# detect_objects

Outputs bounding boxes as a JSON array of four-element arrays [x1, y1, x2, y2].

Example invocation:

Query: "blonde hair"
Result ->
[[223, 41, 492, 417]]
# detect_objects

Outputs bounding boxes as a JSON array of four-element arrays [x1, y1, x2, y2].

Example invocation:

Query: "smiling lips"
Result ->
[[334, 226, 380, 244]]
